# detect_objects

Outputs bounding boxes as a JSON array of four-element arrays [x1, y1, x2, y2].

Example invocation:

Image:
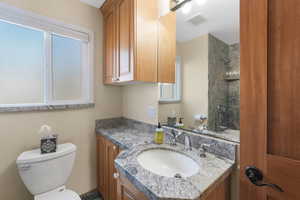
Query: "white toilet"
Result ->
[[16, 143, 81, 200]]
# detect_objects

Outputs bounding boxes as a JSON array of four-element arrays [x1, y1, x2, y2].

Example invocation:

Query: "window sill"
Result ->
[[0, 103, 95, 113], [159, 100, 182, 104]]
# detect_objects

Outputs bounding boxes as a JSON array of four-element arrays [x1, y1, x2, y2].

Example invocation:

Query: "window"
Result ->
[[159, 57, 182, 103], [0, 3, 93, 107]]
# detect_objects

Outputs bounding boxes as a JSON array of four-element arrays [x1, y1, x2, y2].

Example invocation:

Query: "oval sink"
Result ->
[[137, 148, 200, 178]]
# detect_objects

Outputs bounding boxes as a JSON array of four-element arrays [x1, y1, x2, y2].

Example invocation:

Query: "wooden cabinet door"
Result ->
[[240, 0, 300, 199], [117, 171, 148, 200], [97, 136, 108, 199], [106, 141, 119, 200], [104, 7, 117, 84], [134, 0, 158, 82], [158, 12, 176, 83], [201, 177, 230, 200], [97, 135, 120, 200], [116, 0, 134, 82]]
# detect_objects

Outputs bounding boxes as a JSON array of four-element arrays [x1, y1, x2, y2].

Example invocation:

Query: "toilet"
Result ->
[[16, 143, 81, 200]]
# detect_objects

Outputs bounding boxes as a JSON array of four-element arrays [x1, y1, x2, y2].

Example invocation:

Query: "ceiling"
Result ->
[[80, 0, 105, 8], [176, 0, 240, 44]]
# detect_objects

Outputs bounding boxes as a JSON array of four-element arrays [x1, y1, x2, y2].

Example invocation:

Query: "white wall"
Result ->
[[0, 0, 123, 199]]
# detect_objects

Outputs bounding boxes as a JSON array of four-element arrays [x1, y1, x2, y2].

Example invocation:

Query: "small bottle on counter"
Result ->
[[175, 118, 185, 129], [154, 122, 164, 144]]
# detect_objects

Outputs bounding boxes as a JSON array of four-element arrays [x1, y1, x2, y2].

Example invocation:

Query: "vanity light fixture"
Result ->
[[171, 0, 193, 12], [181, 2, 192, 14]]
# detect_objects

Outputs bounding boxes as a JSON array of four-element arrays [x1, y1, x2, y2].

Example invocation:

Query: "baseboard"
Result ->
[[80, 189, 102, 200]]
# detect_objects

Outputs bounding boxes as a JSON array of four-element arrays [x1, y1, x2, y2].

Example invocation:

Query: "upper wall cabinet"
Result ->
[[101, 0, 176, 85]]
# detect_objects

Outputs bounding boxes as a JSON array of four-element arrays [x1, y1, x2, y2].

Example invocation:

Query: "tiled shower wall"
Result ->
[[208, 35, 229, 131], [227, 44, 240, 130], [208, 34, 240, 131]]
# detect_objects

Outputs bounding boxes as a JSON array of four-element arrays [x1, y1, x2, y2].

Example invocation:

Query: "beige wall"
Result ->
[[0, 0, 123, 199], [158, 35, 209, 128], [122, 84, 159, 125], [179, 35, 209, 128], [158, 103, 181, 123]]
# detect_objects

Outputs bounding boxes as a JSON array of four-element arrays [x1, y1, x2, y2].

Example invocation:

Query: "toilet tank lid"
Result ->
[[16, 143, 76, 164]]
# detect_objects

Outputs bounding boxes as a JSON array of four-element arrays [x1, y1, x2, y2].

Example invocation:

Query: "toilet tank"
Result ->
[[16, 143, 76, 195]]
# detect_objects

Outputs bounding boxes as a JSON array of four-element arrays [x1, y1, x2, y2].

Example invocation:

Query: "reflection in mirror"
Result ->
[[159, 0, 240, 143]]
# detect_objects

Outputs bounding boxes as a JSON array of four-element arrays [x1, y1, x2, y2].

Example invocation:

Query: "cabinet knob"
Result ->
[[113, 173, 119, 179], [113, 145, 117, 150]]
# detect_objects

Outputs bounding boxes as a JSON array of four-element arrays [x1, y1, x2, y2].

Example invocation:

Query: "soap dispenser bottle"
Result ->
[[154, 122, 164, 144]]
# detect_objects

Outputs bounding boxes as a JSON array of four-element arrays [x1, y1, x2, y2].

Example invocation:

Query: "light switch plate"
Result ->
[[147, 106, 157, 119]]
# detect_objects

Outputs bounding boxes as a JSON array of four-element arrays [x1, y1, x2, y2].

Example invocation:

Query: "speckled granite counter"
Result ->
[[96, 118, 237, 200]]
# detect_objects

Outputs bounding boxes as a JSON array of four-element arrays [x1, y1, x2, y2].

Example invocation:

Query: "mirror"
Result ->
[[158, 0, 240, 143]]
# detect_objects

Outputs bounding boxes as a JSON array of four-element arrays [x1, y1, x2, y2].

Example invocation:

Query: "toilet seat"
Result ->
[[35, 187, 81, 200]]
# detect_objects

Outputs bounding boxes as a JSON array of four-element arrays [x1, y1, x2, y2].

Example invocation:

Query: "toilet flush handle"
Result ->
[[18, 164, 31, 171]]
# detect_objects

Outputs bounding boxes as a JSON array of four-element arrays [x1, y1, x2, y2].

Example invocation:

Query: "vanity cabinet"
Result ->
[[201, 175, 230, 200], [97, 134, 231, 200], [117, 170, 148, 200], [97, 135, 120, 200], [116, 168, 231, 200], [100, 0, 176, 85]]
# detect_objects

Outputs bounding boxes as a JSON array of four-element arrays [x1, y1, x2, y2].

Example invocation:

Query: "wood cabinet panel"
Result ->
[[201, 176, 230, 200], [97, 135, 120, 200], [103, 8, 117, 84], [97, 136, 107, 199], [158, 12, 176, 83], [116, 0, 134, 82], [101, 0, 175, 85], [107, 141, 119, 200], [267, 0, 300, 161], [134, 0, 158, 82], [117, 170, 148, 200]]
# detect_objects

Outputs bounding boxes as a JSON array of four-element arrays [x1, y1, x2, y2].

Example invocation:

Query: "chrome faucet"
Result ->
[[199, 144, 210, 158], [184, 135, 192, 151], [169, 129, 182, 146], [168, 129, 193, 151]]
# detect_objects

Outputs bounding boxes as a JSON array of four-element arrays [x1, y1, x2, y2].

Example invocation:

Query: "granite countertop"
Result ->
[[96, 127, 155, 150], [96, 118, 237, 200]]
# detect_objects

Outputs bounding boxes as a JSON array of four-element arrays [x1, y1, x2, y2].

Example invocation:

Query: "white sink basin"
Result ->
[[137, 148, 200, 178]]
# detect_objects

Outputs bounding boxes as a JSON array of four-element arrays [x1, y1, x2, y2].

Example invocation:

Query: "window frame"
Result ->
[[159, 57, 182, 103], [0, 2, 94, 108]]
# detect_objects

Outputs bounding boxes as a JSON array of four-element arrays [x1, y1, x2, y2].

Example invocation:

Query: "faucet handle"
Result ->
[[199, 144, 210, 158], [200, 143, 210, 150]]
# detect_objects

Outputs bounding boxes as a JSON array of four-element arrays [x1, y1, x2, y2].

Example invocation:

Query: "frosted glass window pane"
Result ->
[[0, 20, 44, 104], [161, 84, 175, 99], [52, 35, 82, 100]]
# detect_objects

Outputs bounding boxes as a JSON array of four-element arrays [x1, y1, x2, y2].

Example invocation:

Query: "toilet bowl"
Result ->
[[16, 143, 81, 200]]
